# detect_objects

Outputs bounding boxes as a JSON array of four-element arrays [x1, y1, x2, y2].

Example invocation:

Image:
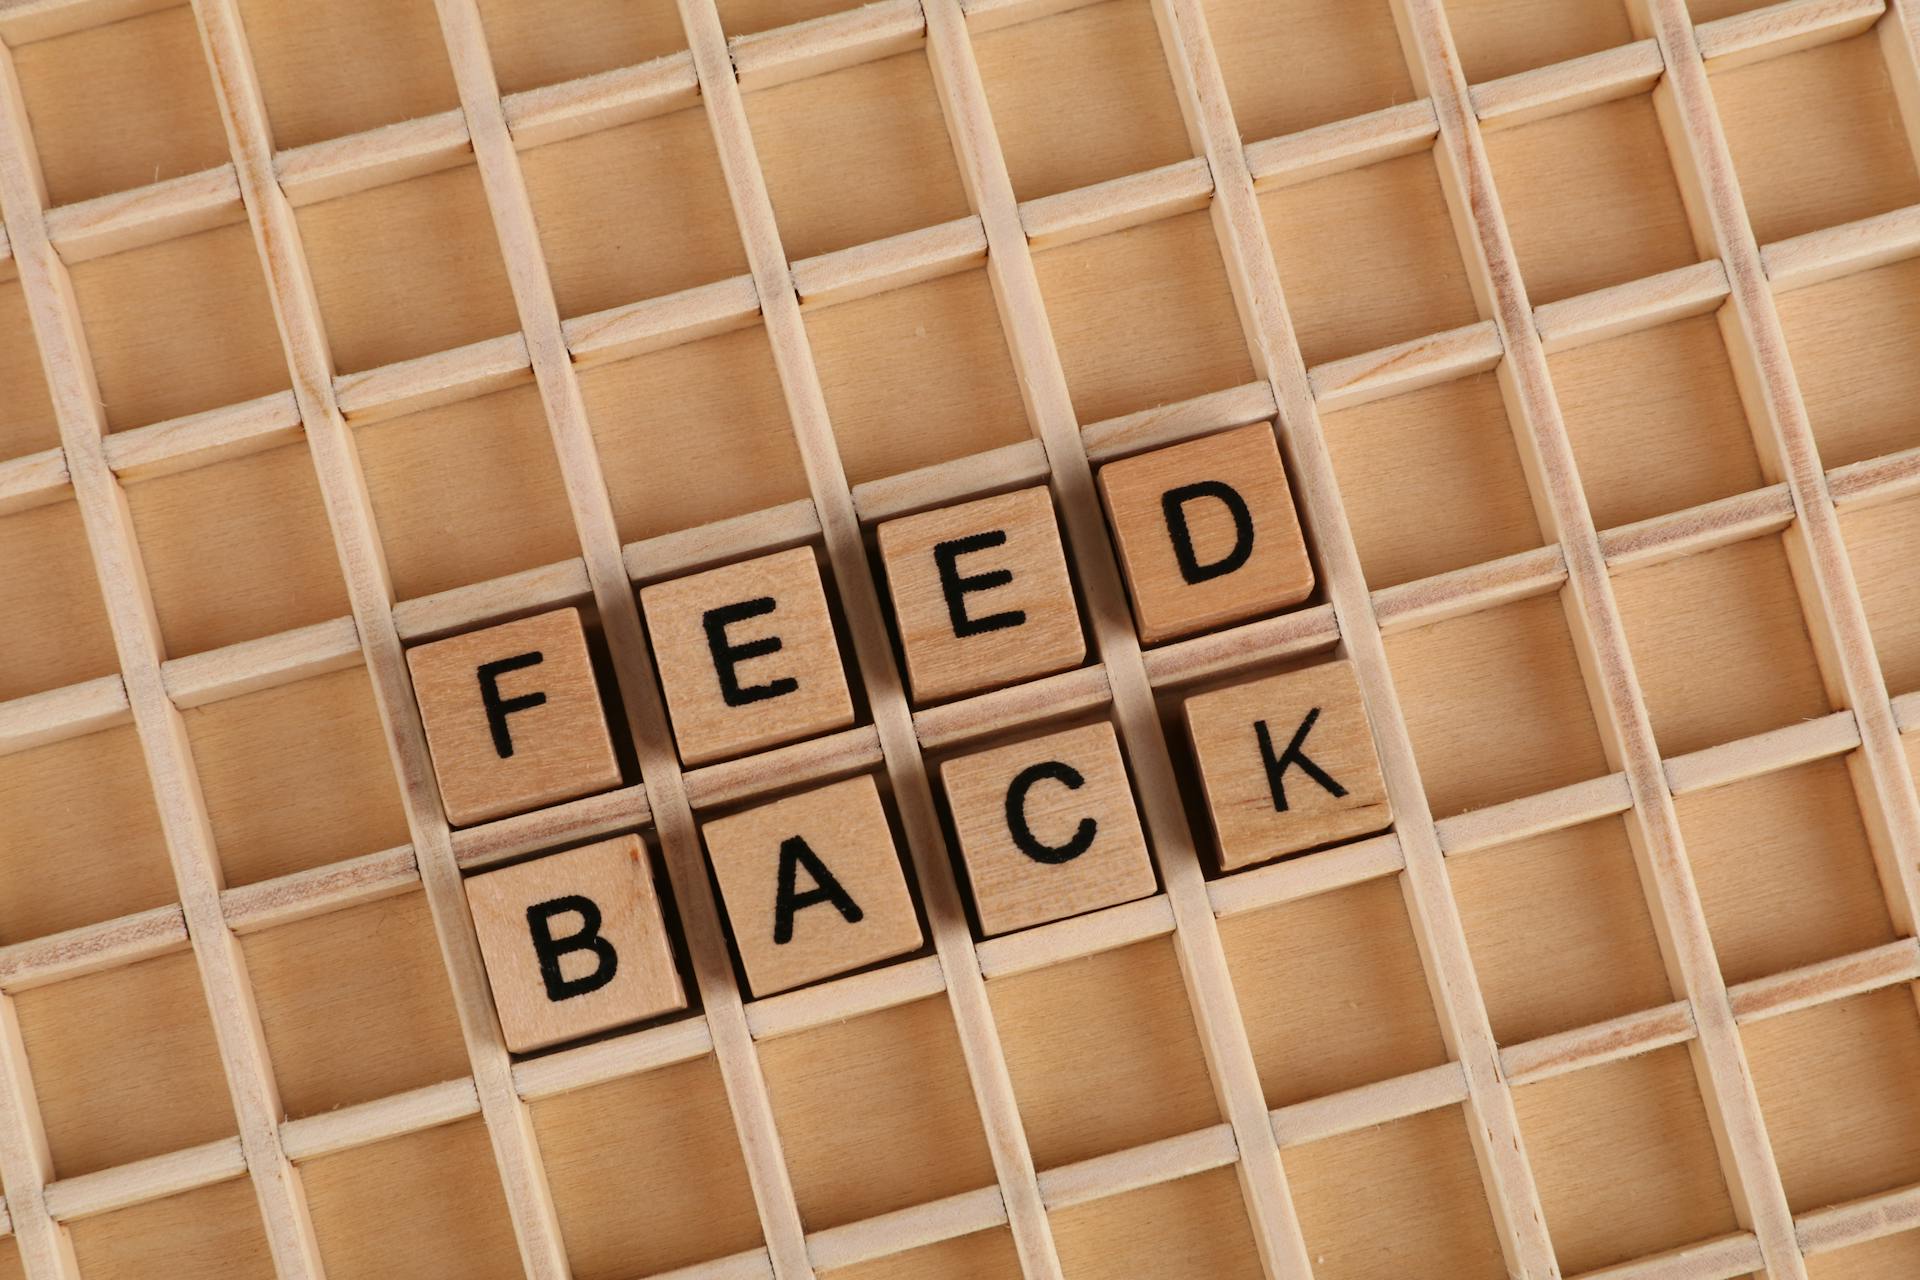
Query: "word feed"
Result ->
[[419, 427, 1386, 1052]]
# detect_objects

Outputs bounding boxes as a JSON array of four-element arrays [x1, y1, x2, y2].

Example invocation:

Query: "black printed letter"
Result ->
[[772, 836, 864, 945], [526, 895, 619, 1002], [477, 651, 546, 759], [934, 531, 1026, 638], [703, 597, 799, 708], [1004, 760, 1097, 865], [1162, 481, 1255, 585], [1254, 708, 1347, 812]]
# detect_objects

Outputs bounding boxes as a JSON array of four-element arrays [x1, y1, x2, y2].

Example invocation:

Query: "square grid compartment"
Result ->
[[1, 2, 1919, 1279]]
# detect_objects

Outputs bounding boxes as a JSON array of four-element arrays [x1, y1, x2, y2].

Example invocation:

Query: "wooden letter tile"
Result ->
[[940, 721, 1156, 936], [1097, 423, 1314, 644], [466, 836, 684, 1054], [407, 607, 622, 826], [876, 486, 1085, 704], [1184, 659, 1390, 871], [701, 775, 922, 996], [640, 546, 856, 767]]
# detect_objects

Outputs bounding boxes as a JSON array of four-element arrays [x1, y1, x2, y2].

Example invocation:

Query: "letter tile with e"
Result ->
[[1184, 659, 1391, 870], [407, 607, 623, 826], [640, 546, 856, 766], [941, 721, 1156, 936], [466, 836, 685, 1053], [701, 775, 923, 996], [876, 486, 1086, 704], [1097, 423, 1314, 644]]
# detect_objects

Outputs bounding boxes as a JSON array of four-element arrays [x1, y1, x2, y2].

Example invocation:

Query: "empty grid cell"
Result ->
[[1778, 254, 1920, 470], [296, 163, 521, 374], [823, 1230, 1022, 1279], [71, 220, 289, 432], [185, 664, 410, 886], [1806, 1229, 1920, 1279], [0, 723, 174, 943], [1204, 0, 1414, 144], [0, 1244, 17, 1280], [757, 995, 996, 1230], [1550, 313, 1765, 530], [1261, 150, 1481, 368], [987, 938, 1218, 1170], [125, 442, 351, 657], [972, 0, 1192, 202], [237, 0, 461, 151], [530, 1055, 765, 1280], [68, 1176, 275, 1280], [1037, 211, 1255, 425], [1450, 815, 1673, 1045], [17, 950, 235, 1177], [1612, 535, 1830, 758], [1486, 94, 1699, 306], [579, 324, 810, 541], [0, 272, 56, 461], [301, 1117, 524, 1280], [1742, 987, 1920, 1213], [745, 53, 971, 262], [1445, 0, 1636, 84], [521, 107, 747, 320], [12, 5, 229, 208], [1323, 370, 1543, 589], [0, 497, 118, 701], [356, 382, 581, 601], [715, 0, 854, 35], [1674, 757, 1896, 987], [243, 891, 471, 1118], [1050, 1166, 1264, 1279], [1513, 1045, 1739, 1274], [476, 0, 686, 94], [1220, 875, 1449, 1108], [1712, 32, 1920, 246], [1287, 1105, 1509, 1280], [809, 267, 1031, 485], [1388, 591, 1609, 815], [1843, 492, 1920, 695]]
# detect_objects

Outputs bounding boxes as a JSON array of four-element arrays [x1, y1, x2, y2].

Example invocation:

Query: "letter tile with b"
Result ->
[[407, 607, 623, 826], [701, 775, 923, 996], [876, 486, 1085, 704], [941, 721, 1155, 936], [1185, 659, 1390, 870], [466, 836, 685, 1053], [640, 547, 856, 766], [1097, 423, 1314, 644]]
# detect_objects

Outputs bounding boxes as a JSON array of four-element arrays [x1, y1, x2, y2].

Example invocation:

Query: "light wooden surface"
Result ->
[[939, 721, 1155, 935], [640, 546, 855, 766], [0, 0, 1919, 1278], [466, 836, 684, 1053], [407, 608, 622, 826]]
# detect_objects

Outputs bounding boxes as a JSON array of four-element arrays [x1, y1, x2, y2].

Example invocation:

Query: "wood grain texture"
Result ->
[[1097, 423, 1313, 644], [877, 487, 1086, 704], [940, 721, 1154, 936], [407, 608, 622, 826], [466, 836, 684, 1053], [641, 546, 855, 766], [702, 775, 922, 996]]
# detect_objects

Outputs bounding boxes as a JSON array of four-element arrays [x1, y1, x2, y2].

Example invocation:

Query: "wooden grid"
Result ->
[[0, 0, 1916, 1276]]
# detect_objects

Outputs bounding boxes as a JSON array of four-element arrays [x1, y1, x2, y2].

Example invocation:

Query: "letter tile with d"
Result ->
[[876, 486, 1086, 704], [941, 721, 1155, 936], [640, 546, 856, 766], [1097, 422, 1314, 644], [466, 836, 685, 1053], [701, 775, 923, 996], [407, 607, 623, 826], [1185, 659, 1391, 870]]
